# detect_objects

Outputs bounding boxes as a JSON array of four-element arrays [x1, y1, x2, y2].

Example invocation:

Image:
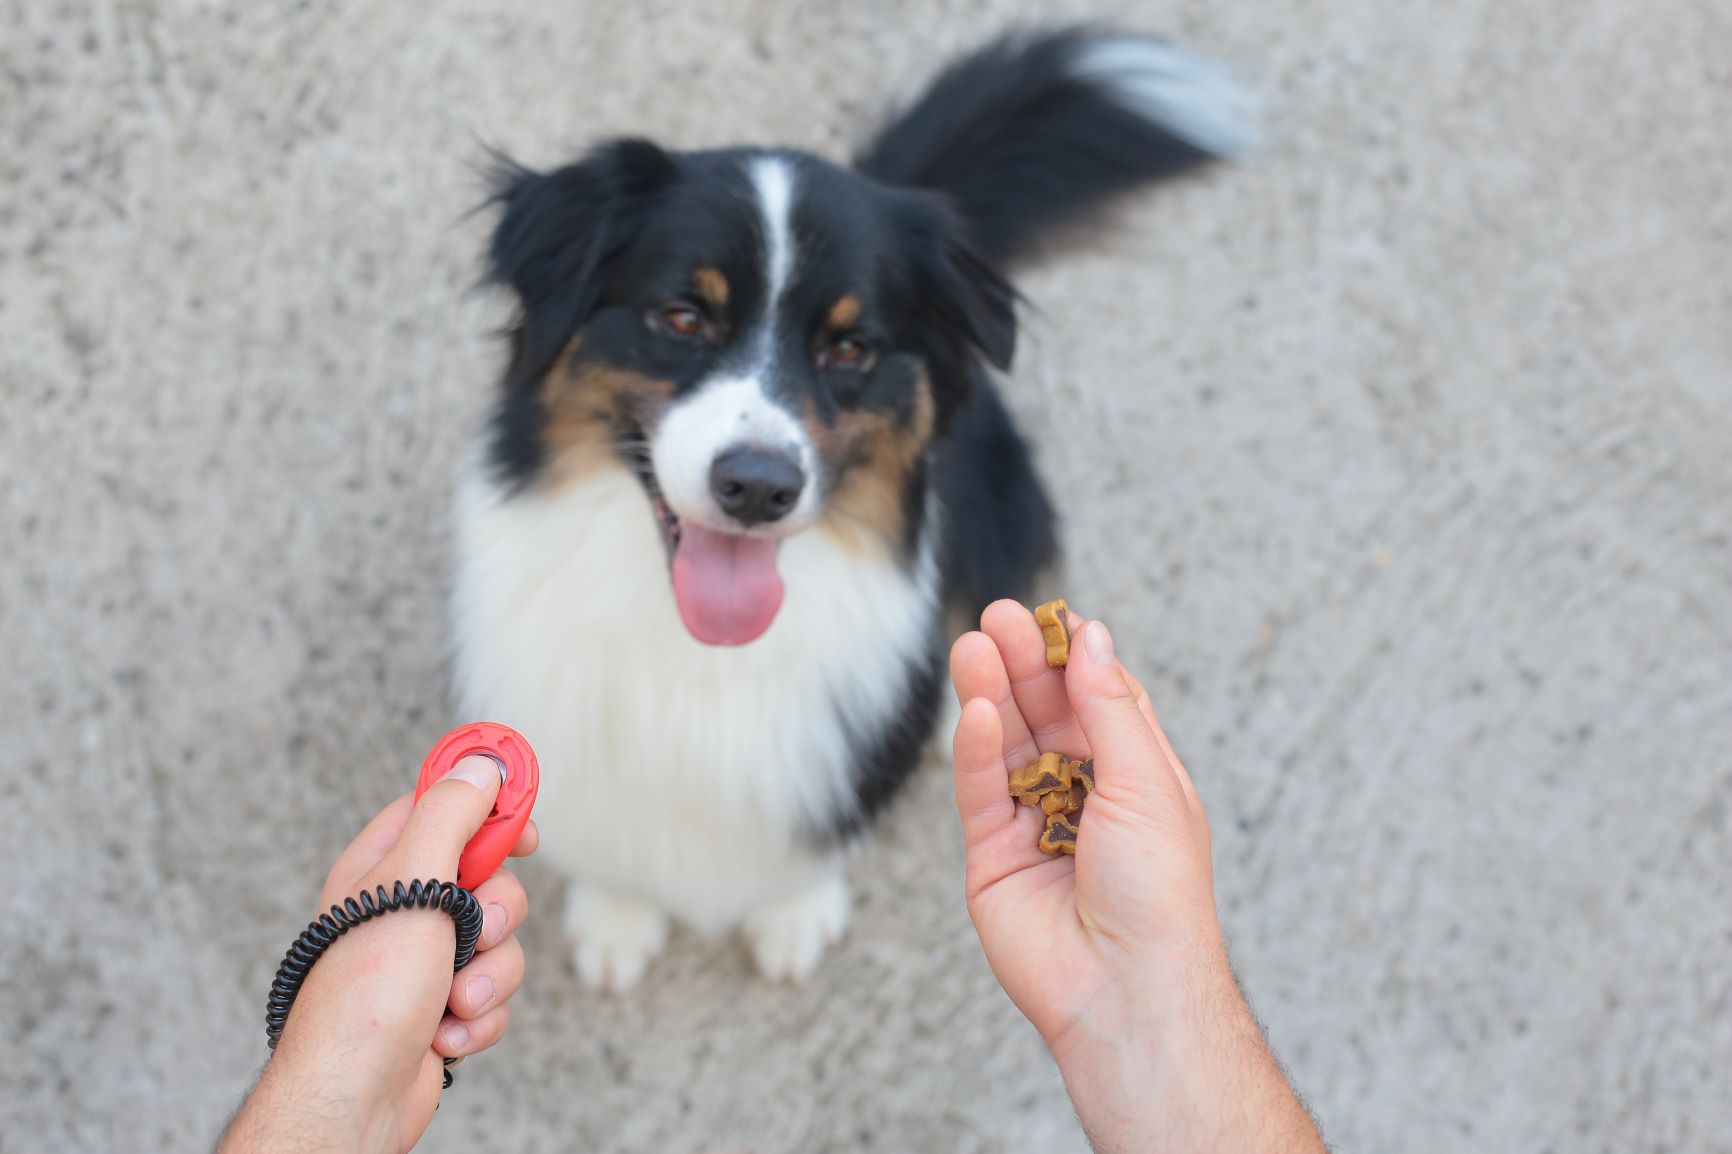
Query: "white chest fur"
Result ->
[[450, 452, 938, 934]]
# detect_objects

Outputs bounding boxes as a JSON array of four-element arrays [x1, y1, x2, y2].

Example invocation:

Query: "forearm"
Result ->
[[1051, 944, 1326, 1154]]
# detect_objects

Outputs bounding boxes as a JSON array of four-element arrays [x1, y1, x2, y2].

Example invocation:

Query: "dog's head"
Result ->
[[485, 140, 1015, 645]]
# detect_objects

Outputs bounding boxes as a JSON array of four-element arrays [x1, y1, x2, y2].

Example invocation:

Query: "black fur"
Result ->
[[832, 636, 948, 843], [857, 27, 1220, 267], [489, 139, 677, 391], [935, 375, 1058, 613], [484, 139, 678, 487]]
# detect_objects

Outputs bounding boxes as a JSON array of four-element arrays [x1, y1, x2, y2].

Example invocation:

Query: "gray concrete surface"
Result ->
[[3, 2, 1729, 1151]]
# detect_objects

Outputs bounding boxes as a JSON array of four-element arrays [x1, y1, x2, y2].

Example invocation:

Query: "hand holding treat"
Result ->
[[950, 600, 1215, 1044], [949, 601, 1326, 1154]]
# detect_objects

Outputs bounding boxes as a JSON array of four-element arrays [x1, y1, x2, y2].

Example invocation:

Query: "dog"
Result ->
[[452, 27, 1254, 989]]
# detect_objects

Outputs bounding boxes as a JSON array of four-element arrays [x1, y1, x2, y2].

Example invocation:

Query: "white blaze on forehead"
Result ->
[[749, 155, 797, 321]]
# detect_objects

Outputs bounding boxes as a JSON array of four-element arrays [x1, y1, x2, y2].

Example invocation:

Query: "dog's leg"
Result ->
[[564, 884, 670, 993], [741, 858, 851, 982]]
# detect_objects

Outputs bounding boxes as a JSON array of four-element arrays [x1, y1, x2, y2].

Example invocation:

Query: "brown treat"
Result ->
[[1034, 599, 1071, 667], [1072, 758, 1095, 794], [1009, 751, 1071, 805], [1039, 811, 1079, 855], [1041, 774, 1089, 816], [1064, 781, 1088, 815]]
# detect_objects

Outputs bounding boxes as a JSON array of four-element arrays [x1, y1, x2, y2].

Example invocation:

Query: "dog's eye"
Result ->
[[823, 335, 871, 370], [660, 305, 709, 339]]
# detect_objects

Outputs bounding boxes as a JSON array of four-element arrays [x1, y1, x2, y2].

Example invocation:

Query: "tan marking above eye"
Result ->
[[692, 267, 730, 310], [827, 294, 862, 330]]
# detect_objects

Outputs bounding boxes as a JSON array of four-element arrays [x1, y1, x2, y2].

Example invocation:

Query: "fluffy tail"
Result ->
[[855, 27, 1258, 267]]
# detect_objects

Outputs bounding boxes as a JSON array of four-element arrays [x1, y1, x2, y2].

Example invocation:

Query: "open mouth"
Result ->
[[633, 457, 685, 555], [622, 430, 786, 647]]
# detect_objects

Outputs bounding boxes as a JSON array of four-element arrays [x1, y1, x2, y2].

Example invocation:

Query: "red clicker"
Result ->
[[414, 722, 540, 888]]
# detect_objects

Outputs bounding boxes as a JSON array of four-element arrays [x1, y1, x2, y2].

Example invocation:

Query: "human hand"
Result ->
[[221, 756, 539, 1154], [951, 601, 1324, 1153], [950, 601, 1220, 1054]]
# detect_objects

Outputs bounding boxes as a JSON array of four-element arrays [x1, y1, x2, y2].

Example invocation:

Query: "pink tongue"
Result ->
[[671, 524, 785, 645]]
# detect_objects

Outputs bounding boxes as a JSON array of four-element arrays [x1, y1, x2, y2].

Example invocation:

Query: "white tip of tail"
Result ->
[[1067, 36, 1262, 159]]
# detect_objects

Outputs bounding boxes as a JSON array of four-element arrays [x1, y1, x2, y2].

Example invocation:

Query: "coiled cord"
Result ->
[[265, 878, 484, 1089]]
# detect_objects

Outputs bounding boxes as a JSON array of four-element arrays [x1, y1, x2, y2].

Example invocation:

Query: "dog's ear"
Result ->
[[487, 138, 675, 390], [892, 193, 1019, 426], [934, 238, 1018, 371]]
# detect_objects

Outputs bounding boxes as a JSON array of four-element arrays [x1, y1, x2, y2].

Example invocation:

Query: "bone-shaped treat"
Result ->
[[1039, 811, 1079, 855], [1009, 750, 1071, 805], [1033, 599, 1071, 668], [1041, 778, 1089, 817]]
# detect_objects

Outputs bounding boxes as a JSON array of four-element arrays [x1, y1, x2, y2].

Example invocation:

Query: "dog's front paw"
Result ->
[[564, 886, 669, 993], [742, 870, 850, 982]]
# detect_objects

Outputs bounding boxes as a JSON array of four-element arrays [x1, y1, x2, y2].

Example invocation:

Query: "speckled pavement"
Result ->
[[3, 3, 1729, 1151]]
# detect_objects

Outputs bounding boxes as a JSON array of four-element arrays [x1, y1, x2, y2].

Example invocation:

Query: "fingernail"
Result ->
[[465, 975, 496, 1012], [1088, 622, 1116, 667], [447, 753, 502, 791], [441, 1020, 470, 1051], [484, 902, 508, 947]]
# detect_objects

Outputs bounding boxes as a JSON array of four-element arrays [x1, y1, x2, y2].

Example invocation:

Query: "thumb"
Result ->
[[1065, 622, 1186, 814], [394, 754, 504, 879]]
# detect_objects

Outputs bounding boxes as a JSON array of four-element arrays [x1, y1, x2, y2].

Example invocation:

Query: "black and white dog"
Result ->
[[452, 28, 1253, 989]]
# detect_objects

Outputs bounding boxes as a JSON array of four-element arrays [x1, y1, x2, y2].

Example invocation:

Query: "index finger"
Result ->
[[980, 599, 1093, 768], [951, 627, 1032, 765], [322, 793, 415, 905]]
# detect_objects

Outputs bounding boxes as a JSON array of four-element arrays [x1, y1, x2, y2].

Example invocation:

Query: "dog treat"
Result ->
[[1034, 599, 1071, 667], [1065, 780, 1088, 812], [1039, 811, 1079, 855], [1040, 776, 1089, 817], [1009, 751, 1071, 804], [1011, 752, 1093, 854]]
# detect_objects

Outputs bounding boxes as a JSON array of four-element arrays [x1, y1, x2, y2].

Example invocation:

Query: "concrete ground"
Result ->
[[3, 2, 1729, 1151]]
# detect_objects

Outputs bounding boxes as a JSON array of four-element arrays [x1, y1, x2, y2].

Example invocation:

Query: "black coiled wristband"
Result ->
[[265, 878, 484, 1090]]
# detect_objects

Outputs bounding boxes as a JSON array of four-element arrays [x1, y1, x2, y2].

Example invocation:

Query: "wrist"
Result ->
[[1046, 922, 1234, 1064], [225, 1058, 393, 1154], [1048, 932, 1306, 1152]]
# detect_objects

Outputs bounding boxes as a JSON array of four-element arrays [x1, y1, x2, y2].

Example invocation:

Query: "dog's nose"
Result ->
[[710, 447, 805, 527]]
